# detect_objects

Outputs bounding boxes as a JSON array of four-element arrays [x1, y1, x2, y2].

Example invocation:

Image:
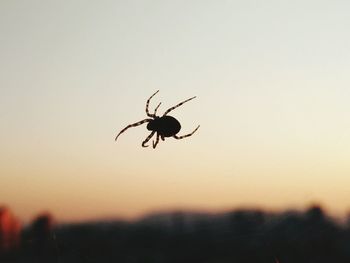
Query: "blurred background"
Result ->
[[1, 0, 350, 262]]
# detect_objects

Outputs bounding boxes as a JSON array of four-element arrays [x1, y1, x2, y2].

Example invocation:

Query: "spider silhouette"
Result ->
[[115, 90, 200, 148]]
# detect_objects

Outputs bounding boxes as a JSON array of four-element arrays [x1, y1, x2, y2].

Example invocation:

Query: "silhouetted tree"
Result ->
[[4, 205, 350, 263]]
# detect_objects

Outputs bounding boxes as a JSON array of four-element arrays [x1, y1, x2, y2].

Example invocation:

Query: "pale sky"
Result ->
[[1, 0, 350, 223]]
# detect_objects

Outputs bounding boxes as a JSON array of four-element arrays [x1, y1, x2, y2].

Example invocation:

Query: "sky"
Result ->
[[1, 0, 350, 223]]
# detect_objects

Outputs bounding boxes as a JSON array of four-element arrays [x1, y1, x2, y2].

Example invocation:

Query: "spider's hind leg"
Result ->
[[152, 133, 160, 149], [142, 131, 155, 147], [173, 125, 200, 140]]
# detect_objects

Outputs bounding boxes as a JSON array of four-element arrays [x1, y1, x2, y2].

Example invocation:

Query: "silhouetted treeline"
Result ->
[[3, 205, 350, 263]]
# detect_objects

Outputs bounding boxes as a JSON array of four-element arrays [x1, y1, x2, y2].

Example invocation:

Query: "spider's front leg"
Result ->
[[146, 90, 160, 118], [115, 119, 151, 141], [142, 131, 155, 147], [163, 96, 196, 116], [153, 102, 161, 116]]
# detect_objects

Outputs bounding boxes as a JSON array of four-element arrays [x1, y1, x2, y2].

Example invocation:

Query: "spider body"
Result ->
[[115, 90, 199, 149], [146, 116, 181, 137]]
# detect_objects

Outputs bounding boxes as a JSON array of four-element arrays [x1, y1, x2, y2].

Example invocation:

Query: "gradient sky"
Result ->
[[1, 0, 350, 223]]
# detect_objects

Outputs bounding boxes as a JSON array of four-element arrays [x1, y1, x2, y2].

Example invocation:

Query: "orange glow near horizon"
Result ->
[[1, 1, 350, 223]]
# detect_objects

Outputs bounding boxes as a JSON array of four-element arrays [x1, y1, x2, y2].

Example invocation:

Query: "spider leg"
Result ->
[[115, 119, 152, 141], [163, 96, 196, 116], [152, 133, 160, 148], [173, 125, 200, 140], [160, 135, 165, 141], [154, 102, 162, 116], [146, 90, 160, 117], [142, 131, 155, 147]]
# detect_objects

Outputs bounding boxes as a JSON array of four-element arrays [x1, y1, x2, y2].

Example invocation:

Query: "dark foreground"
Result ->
[[2, 205, 350, 263]]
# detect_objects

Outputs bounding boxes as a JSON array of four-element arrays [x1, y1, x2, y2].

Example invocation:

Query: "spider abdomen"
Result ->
[[147, 115, 181, 137]]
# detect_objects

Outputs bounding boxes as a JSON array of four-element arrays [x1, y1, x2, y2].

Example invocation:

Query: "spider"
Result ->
[[115, 90, 200, 149]]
